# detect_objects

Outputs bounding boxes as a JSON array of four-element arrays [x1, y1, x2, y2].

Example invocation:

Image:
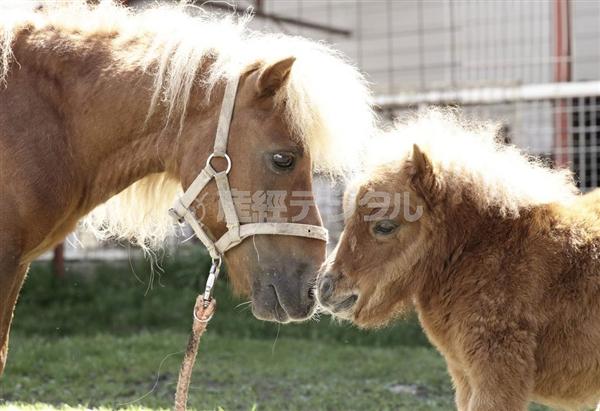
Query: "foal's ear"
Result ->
[[408, 144, 440, 208], [256, 57, 296, 97]]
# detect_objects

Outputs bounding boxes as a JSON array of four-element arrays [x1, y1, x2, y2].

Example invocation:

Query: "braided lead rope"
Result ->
[[174, 295, 216, 411]]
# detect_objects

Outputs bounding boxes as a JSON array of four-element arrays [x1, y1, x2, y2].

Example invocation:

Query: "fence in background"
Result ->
[[378, 85, 600, 191], [49, 0, 600, 258], [249, 0, 600, 236]]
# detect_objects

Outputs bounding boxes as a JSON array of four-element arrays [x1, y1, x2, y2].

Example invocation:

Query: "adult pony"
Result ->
[[318, 110, 600, 411], [0, 1, 374, 374]]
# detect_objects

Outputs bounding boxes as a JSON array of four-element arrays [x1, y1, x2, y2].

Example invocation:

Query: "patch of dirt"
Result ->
[[386, 383, 429, 399]]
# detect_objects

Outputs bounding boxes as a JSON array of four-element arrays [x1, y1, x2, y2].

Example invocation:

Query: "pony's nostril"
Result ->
[[307, 287, 315, 301]]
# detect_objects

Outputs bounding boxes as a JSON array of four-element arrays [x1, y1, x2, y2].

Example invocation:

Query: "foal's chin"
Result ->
[[323, 307, 355, 323], [320, 291, 393, 329], [352, 300, 408, 329]]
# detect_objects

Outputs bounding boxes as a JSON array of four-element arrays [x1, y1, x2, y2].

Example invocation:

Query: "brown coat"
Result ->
[[319, 112, 600, 411], [0, 2, 376, 374]]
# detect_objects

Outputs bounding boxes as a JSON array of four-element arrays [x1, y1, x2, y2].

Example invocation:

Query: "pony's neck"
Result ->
[[13, 27, 216, 211], [7, 26, 225, 258]]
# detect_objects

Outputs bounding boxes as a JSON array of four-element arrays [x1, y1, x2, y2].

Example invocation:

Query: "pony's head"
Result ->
[[317, 110, 577, 328], [170, 45, 374, 322], [177, 57, 330, 322], [49, 3, 376, 323]]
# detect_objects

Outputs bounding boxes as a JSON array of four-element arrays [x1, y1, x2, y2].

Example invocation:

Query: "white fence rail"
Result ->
[[375, 81, 600, 108]]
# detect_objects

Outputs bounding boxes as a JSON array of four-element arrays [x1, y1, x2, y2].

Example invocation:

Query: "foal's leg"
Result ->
[[465, 345, 535, 411], [460, 320, 536, 411], [0, 257, 28, 376], [447, 363, 472, 411]]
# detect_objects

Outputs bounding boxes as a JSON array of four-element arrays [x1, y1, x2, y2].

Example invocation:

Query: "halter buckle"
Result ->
[[206, 152, 232, 175], [168, 207, 185, 224]]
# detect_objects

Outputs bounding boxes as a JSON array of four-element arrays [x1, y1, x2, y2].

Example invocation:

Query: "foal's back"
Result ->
[[578, 188, 600, 217], [532, 196, 600, 409]]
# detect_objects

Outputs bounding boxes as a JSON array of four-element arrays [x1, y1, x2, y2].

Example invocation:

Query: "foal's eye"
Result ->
[[272, 152, 295, 169], [373, 220, 399, 236]]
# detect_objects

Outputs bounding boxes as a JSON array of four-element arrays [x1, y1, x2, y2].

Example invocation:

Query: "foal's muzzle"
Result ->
[[317, 272, 358, 317]]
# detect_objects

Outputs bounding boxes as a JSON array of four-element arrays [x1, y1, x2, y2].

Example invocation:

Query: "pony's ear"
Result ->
[[408, 144, 439, 208], [256, 57, 296, 97]]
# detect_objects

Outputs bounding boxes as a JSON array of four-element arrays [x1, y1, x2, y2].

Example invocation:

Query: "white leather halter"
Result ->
[[169, 75, 328, 303]]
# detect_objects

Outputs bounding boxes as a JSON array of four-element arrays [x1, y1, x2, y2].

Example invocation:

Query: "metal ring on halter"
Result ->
[[206, 153, 232, 174], [194, 309, 214, 323]]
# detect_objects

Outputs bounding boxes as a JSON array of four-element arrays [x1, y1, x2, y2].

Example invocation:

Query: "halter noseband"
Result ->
[[169, 75, 328, 304]]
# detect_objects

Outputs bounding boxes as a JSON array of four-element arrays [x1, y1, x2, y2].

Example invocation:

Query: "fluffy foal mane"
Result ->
[[367, 109, 578, 217], [1, 1, 375, 247]]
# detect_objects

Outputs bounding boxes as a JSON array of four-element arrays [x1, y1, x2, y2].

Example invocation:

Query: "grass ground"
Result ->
[[0, 251, 557, 410], [0, 331, 455, 410]]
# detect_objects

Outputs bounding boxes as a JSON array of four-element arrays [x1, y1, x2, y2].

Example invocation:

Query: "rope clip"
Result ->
[[202, 257, 222, 308]]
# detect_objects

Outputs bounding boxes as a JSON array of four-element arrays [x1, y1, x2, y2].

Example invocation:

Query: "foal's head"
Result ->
[[177, 58, 327, 322], [317, 145, 441, 328], [317, 110, 578, 328]]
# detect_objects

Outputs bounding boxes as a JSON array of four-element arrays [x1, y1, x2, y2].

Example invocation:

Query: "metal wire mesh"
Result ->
[[247, 0, 600, 192], [253, 1, 598, 89], [232, 0, 598, 242], [388, 97, 600, 191]]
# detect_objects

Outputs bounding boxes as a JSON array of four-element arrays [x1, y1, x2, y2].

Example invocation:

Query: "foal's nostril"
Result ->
[[335, 294, 358, 311], [319, 276, 334, 301]]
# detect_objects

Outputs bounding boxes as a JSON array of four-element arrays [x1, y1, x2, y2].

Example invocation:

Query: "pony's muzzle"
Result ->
[[250, 260, 319, 323]]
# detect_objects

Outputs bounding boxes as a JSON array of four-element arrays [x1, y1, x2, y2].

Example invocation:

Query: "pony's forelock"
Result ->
[[0, 1, 375, 248], [365, 109, 578, 217]]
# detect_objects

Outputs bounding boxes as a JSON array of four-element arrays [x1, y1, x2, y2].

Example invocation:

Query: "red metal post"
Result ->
[[52, 243, 65, 278], [553, 0, 572, 167]]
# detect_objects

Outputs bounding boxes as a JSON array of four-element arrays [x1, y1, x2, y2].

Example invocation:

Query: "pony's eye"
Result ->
[[373, 220, 399, 236], [272, 152, 295, 169]]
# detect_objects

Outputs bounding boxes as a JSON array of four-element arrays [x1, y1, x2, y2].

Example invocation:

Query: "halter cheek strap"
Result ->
[[169, 74, 328, 303]]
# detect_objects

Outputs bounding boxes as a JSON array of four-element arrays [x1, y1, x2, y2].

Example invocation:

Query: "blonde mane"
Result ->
[[367, 109, 578, 217], [1, 1, 375, 248]]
